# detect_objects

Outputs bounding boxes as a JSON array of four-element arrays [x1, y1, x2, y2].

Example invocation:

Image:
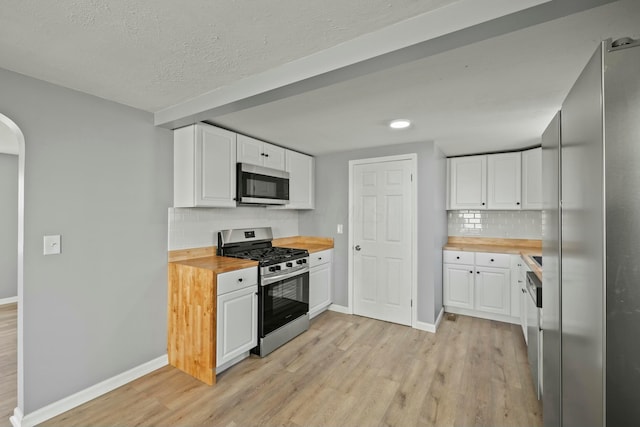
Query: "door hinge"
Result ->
[[411, 173, 413, 182], [411, 299, 413, 307]]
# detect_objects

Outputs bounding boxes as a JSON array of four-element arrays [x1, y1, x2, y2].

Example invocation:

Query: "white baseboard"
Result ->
[[328, 304, 351, 314], [9, 407, 23, 427], [14, 354, 168, 427], [413, 307, 444, 333], [434, 306, 444, 330], [414, 320, 436, 333], [0, 296, 18, 305]]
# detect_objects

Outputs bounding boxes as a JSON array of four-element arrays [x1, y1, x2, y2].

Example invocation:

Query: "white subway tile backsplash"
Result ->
[[448, 210, 542, 239], [168, 207, 300, 250]]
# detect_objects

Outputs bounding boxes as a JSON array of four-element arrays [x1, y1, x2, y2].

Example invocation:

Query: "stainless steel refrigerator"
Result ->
[[543, 37, 640, 426], [542, 110, 561, 427]]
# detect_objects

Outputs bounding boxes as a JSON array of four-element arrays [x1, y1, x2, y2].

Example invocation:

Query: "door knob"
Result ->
[[355, 245, 361, 251]]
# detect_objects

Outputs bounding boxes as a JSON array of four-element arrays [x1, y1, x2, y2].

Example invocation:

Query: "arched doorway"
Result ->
[[0, 113, 25, 425]]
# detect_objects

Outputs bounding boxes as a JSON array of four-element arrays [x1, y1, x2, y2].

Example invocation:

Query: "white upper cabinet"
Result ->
[[448, 156, 487, 210], [447, 148, 542, 211], [237, 134, 285, 171], [284, 150, 315, 210], [173, 123, 237, 208], [488, 152, 522, 210], [521, 147, 542, 210]]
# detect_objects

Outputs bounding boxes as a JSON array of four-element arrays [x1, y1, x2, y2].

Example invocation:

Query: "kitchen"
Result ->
[[0, 1, 639, 427]]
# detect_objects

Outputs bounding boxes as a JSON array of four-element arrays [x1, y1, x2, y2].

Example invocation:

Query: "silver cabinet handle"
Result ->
[[355, 245, 361, 251]]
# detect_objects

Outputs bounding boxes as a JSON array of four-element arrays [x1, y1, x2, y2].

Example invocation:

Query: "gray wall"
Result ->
[[0, 67, 173, 413], [0, 153, 18, 299], [299, 141, 447, 325]]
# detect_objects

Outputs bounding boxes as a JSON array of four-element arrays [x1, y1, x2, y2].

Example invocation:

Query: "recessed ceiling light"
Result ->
[[389, 119, 411, 129]]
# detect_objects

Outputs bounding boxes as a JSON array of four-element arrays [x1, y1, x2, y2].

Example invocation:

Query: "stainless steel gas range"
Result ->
[[217, 227, 310, 357]]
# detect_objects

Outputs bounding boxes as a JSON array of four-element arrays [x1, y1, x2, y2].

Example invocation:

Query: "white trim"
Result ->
[[9, 407, 23, 427], [0, 296, 18, 305], [0, 113, 25, 414], [414, 320, 437, 334], [328, 304, 351, 314], [348, 154, 418, 327], [14, 355, 168, 427], [444, 306, 520, 325], [434, 306, 445, 330], [413, 308, 444, 334]]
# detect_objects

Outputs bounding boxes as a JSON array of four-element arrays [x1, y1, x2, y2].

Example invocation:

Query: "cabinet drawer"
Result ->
[[309, 249, 332, 268], [217, 267, 258, 295], [443, 250, 474, 265], [475, 252, 511, 268]]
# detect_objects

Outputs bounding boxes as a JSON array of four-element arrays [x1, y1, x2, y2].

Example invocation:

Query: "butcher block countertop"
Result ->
[[168, 236, 335, 273], [444, 236, 542, 280], [170, 255, 258, 273], [272, 236, 334, 253]]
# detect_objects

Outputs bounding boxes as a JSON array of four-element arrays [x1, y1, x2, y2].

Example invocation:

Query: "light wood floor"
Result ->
[[39, 311, 541, 427], [0, 303, 17, 427]]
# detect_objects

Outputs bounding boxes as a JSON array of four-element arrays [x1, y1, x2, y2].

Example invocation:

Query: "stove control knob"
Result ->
[[296, 259, 303, 265], [302, 259, 307, 264], [269, 266, 277, 272], [275, 265, 282, 271], [286, 262, 293, 267]]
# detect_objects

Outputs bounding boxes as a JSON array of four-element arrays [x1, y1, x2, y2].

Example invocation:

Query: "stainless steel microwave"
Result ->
[[236, 163, 289, 205]]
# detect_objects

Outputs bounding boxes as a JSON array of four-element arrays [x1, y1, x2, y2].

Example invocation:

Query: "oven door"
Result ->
[[260, 272, 309, 337], [237, 163, 289, 205]]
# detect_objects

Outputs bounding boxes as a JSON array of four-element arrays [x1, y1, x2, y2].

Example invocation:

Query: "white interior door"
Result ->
[[352, 159, 413, 326]]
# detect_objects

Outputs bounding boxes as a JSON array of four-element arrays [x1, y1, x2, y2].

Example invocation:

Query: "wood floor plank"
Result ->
[[0, 303, 17, 427], [35, 310, 541, 427]]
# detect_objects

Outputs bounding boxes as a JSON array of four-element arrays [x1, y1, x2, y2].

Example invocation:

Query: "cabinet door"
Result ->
[[216, 287, 258, 367], [195, 124, 237, 207], [449, 156, 487, 209], [285, 150, 314, 209], [475, 267, 511, 315], [522, 147, 542, 210], [309, 262, 332, 318], [443, 264, 475, 309], [488, 152, 521, 210], [237, 134, 264, 166], [262, 143, 285, 171]]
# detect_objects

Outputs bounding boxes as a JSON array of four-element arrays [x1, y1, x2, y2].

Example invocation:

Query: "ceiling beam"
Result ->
[[154, 0, 615, 129]]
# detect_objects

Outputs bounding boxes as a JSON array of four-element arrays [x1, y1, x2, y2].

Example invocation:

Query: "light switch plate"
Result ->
[[43, 235, 61, 255], [337, 224, 343, 234]]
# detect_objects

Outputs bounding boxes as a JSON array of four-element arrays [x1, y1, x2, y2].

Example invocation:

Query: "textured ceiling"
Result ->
[[210, 0, 640, 156], [1, 0, 636, 157], [0, 0, 458, 112]]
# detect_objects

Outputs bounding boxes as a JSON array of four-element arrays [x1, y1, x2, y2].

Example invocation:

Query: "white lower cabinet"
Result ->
[[443, 264, 474, 310], [216, 267, 258, 372], [443, 250, 515, 323], [475, 267, 510, 315], [309, 249, 333, 318]]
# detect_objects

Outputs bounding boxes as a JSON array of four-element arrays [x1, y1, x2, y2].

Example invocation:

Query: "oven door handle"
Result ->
[[261, 267, 309, 286]]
